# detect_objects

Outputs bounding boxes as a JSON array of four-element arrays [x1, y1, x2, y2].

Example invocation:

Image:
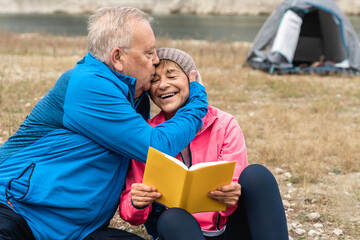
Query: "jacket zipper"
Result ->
[[5, 190, 15, 210], [216, 212, 221, 230], [7, 200, 15, 209]]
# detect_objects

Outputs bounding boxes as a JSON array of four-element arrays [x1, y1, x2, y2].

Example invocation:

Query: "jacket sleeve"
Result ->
[[119, 160, 152, 225], [63, 68, 208, 162], [218, 116, 248, 217]]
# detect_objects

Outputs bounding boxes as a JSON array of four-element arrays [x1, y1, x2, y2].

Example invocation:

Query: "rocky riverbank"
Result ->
[[1, 0, 360, 15]]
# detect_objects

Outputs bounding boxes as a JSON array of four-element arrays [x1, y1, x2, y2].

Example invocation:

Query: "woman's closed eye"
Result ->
[[151, 76, 160, 84], [167, 75, 177, 79]]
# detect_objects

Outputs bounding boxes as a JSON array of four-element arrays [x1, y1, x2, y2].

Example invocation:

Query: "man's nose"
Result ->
[[153, 52, 160, 65]]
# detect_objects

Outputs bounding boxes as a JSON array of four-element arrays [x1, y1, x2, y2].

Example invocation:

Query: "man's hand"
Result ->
[[131, 183, 161, 208], [208, 182, 241, 207], [189, 70, 203, 85]]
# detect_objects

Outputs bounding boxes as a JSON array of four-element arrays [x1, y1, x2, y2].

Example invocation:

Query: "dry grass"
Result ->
[[0, 33, 359, 239]]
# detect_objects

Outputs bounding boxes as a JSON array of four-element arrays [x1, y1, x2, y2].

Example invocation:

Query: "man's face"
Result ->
[[150, 61, 190, 120], [122, 20, 159, 99]]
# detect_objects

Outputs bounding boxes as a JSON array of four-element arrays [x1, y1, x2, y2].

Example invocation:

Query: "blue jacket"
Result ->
[[0, 53, 208, 239]]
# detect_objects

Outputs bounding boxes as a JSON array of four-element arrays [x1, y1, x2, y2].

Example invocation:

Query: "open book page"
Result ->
[[164, 153, 187, 169], [143, 148, 187, 207], [166, 153, 229, 171], [184, 161, 236, 213], [189, 160, 229, 170]]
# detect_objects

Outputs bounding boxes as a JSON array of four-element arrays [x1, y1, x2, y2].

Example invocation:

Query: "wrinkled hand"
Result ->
[[131, 183, 161, 208], [208, 182, 241, 207], [189, 70, 203, 86]]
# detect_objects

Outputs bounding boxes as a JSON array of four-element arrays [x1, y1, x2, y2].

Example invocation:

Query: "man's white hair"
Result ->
[[87, 7, 153, 64]]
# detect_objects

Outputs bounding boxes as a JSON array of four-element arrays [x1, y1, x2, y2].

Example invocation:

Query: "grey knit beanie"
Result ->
[[156, 48, 198, 81]]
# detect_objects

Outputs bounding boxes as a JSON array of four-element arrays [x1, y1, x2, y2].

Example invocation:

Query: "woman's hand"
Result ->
[[130, 183, 161, 208], [208, 182, 241, 207], [189, 70, 203, 85]]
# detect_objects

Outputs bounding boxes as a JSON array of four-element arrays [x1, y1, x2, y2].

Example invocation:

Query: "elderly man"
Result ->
[[0, 7, 208, 240]]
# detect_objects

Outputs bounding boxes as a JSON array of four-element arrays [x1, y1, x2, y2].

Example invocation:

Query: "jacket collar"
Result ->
[[199, 106, 217, 134], [83, 52, 137, 100]]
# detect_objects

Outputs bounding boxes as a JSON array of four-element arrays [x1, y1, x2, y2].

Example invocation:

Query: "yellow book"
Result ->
[[142, 147, 236, 214]]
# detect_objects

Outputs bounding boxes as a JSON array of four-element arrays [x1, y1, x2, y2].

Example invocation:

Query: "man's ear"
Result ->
[[109, 47, 125, 72]]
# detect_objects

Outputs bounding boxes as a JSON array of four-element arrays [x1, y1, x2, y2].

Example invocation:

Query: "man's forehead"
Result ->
[[131, 20, 156, 47]]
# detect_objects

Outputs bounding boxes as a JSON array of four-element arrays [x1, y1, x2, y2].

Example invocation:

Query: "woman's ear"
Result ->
[[189, 70, 203, 85], [109, 47, 125, 73]]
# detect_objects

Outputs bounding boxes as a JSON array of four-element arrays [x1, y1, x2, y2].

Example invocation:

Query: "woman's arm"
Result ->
[[119, 160, 155, 225], [209, 116, 248, 216]]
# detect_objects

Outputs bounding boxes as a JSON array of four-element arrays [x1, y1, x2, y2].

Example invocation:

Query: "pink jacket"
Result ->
[[119, 106, 248, 233]]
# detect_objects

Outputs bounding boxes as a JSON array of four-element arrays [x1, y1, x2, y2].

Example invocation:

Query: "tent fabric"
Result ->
[[246, 0, 360, 74], [271, 10, 303, 63]]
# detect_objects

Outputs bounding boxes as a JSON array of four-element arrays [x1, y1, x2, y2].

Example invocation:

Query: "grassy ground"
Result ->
[[0, 33, 359, 239]]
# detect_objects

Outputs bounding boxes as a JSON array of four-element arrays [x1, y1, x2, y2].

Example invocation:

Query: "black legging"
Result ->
[[157, 164, 289, 240]]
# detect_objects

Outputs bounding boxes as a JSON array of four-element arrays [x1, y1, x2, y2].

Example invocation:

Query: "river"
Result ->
[[0, 13, 359, 42]]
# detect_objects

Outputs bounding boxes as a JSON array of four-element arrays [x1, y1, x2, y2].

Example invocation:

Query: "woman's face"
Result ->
[[150, 61, 190, 119]]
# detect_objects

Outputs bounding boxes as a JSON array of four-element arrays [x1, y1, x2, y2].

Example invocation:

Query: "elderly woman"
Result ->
[[119, 48, 289, 240]]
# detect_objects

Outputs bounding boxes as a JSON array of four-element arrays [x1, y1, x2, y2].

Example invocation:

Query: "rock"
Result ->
[[295, 228, 306, 235], [313, 223, 323, 228], [284, 172, 292, 178], [307, 212, 321, 221], [275, 167, 285, 174], [291, 221, 303, 229], [287, 188, 296, 194], [333, 228, 343, 236], [283, 200, 291, 208], [283, 194, 291, 199], [308, 230, 319, 237]]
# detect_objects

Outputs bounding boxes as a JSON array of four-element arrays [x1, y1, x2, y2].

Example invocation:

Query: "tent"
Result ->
[[246, 0, 360, 75]]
